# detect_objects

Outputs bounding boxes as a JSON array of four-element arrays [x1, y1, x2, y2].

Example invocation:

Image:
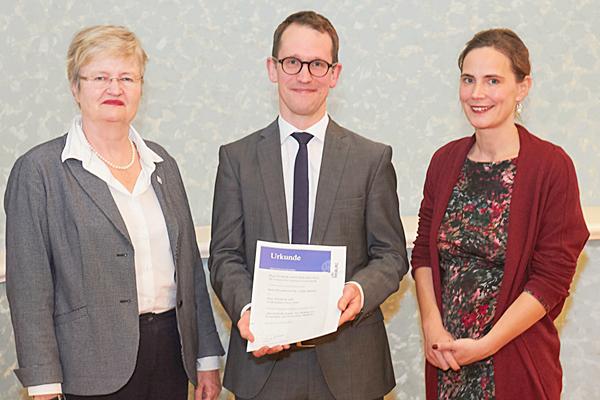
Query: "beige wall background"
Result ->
[[1, 0, 599, 398]]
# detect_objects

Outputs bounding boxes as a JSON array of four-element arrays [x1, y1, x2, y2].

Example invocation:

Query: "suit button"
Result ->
[[177, 300, 183, 308]]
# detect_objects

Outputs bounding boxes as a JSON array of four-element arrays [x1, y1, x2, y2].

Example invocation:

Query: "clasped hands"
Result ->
[[238, 284, 362, 358], [423, 323, 494, 371]]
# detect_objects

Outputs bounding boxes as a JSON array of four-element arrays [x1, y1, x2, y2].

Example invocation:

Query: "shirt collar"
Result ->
[[61, 115, 163, 172], [278, 113, 329, 145]]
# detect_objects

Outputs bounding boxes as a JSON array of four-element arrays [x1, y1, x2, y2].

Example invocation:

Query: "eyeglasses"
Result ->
[[273, 57, 336, 78], [79, 75, 143, 89]]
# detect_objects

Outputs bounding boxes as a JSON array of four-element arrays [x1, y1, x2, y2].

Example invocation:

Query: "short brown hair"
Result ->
[[458, 28, 531, 82], [272, 11, 339, 63], [67, 25, 148, 88]]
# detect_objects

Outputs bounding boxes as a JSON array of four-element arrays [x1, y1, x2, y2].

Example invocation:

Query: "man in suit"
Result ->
[[209, 11, 408, 400]]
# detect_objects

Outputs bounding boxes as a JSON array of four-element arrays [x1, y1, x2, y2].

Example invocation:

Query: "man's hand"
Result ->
[[237, 309, 255, 343], [337, 284, 362, 326], [195, 369, 221, 400], [237, 309, 290, 358], [33, 395, 62, 400]]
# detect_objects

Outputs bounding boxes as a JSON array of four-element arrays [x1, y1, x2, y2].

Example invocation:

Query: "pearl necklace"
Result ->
[[88, 138, 136, 170]]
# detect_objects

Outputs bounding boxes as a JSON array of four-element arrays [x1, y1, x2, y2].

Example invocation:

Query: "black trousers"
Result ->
[[66, 309, 188, 400]]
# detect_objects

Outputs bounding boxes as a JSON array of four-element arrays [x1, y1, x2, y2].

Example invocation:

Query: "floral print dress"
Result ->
[[436, 157, 517, 400]]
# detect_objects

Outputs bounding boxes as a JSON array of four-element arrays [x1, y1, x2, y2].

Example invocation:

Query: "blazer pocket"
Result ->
[[54, 306, 88, 326], [54, 306, 93, 376], [336, 197, 367, 246], [333, 196, 365, 210]]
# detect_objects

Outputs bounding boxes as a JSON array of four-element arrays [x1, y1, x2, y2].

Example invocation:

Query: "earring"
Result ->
[[516, 102, 523, 114]]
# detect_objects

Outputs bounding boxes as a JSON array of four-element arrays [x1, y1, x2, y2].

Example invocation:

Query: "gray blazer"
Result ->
[[4, 135, 224, 396], [209, 119, 408, 399]]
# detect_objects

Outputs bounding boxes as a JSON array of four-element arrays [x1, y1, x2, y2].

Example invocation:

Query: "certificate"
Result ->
[[247, 240, 346, 352]]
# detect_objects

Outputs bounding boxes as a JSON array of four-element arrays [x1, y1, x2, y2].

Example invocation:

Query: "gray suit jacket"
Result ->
[[209, 119, 408, 399], [4, 135, 224, 395]]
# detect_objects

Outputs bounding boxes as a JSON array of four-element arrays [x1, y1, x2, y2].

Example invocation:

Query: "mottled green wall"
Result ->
[[2, 1, 599, 398]]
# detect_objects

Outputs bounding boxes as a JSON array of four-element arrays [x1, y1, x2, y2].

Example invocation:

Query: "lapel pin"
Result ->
[[157, 176, 163, 184]]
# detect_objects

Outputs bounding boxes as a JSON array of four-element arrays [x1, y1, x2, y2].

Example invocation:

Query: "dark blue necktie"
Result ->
[[291, 132, 314, 244]]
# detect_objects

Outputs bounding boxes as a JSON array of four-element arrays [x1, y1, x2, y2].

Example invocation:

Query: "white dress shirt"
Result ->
[[28, 116, 217, 397], [278, 114, 327, 243]]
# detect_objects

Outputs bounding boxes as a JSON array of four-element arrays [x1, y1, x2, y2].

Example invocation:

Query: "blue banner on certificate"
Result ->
[[247, 240, 346, 352]]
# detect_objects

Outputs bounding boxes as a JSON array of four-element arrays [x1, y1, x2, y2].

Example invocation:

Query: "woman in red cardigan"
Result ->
[[412, 28, 589, 399]]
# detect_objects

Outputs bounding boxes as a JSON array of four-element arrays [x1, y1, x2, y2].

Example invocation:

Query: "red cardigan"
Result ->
[[411, 125, 589, 400]]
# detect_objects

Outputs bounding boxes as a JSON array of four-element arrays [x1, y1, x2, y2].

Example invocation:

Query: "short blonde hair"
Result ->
[[67, 25, 148, 87]]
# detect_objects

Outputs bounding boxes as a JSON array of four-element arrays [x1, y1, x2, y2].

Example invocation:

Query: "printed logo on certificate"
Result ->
[[247, 240, 346, 351]]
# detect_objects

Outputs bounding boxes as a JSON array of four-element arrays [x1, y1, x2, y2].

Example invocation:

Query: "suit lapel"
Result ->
[[151, 163, 180, 265], [65, 159, 131, 243], [257, 120, 289, 243], [311, 120, 350, 245]]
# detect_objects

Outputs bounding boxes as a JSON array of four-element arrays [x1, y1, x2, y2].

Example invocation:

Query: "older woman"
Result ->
[[412, 29, 589, 399], [5, 25, 224, 400]]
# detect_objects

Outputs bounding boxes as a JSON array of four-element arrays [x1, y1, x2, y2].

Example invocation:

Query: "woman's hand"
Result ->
[[414, 267, 460, 371], [434, 337, 492, 366], [195, 370, 221, 400], [433, 291, 547, 367], [422, 322, 460, 371]]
